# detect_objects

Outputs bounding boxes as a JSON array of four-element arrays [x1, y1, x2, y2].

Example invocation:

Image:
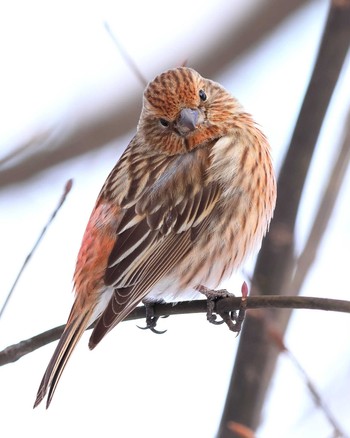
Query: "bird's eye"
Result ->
[[199, 89, 207, 101], [159, 118, 170, 127]]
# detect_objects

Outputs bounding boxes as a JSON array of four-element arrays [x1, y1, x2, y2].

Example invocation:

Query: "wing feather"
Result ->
[[89, 230, 193, 348], [89, 147, 222, 349]]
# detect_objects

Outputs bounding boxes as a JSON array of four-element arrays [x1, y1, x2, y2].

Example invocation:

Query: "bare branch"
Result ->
[[291, 107, 350, 292], [226, 421, 256, 438], [0, 0, 309, 189], [0, 125, 61, 169], [218, 1, 350, 435], [266, 324, 346, 437], [0, 179, 73, 320], [287, 349, 345, 437], [104, 21, 148, 87], [1, 295, 350, 367], [0, 134, 41, 167]]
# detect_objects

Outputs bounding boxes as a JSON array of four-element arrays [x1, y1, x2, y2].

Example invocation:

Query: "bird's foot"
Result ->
[[137, 299, 167, 334], [196, 282, 248, 335]]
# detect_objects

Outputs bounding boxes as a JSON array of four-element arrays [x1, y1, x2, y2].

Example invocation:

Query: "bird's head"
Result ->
[[138, 67, 242, 155]]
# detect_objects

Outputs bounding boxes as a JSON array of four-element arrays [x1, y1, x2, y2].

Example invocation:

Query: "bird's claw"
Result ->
[[215, 307, 246, 336], [137, 323, 167, 335], [206, 298, 225, 325], [197, 283, 247, 335], [137, 300, 167, 334]]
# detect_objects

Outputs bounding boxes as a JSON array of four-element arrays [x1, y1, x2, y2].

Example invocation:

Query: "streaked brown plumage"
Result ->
[[34, 67, 276, 408]]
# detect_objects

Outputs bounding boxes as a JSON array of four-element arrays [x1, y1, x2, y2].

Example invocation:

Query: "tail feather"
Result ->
[[33, 310, 92, 409]]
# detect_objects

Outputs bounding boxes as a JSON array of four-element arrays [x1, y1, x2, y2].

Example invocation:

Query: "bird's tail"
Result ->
[[33, 306, 93, 409]]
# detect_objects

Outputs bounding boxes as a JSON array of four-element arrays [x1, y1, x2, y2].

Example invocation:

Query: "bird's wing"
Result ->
[[89, 149, 221, 348]]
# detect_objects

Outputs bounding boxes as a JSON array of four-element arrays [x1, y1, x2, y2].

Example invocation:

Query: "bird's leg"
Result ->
[[196, 285, 232, 325], [196, 283, 248, 335], [137, 299, 167, 334]]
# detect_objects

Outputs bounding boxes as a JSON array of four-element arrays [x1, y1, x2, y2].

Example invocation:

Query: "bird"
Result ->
[[34, 66, 276, 408]]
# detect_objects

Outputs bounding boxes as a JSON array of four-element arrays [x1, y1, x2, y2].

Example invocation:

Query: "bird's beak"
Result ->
[[177, 108, 199, 133]]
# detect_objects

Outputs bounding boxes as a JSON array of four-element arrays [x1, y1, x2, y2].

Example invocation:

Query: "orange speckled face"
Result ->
[[144, 67, 203, 119], [138, 67, 241, 155]]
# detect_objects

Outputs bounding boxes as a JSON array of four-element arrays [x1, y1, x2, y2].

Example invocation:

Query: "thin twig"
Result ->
[[291, 107, 350, 293], [1, 295, 350, 366], [104, 21, 148, 87], [0, 139, 34, 167], [266, 325, 347, 438], [0, 179, 73, 320], [0, 125, 60, 168], [287, 350, 346, 438], [0, 0, 310, 189]]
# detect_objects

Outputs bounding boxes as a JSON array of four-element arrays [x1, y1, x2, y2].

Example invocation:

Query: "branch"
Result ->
[[0, 0, 309, 189], [104, 21, 148, 87], [1, 295, 350, 367], [285, 348, 345, 437], [218, 0, 350, 434], [0, 179, 73, 319], [291, 107, 350, 293], [267, 325, 346, 437]]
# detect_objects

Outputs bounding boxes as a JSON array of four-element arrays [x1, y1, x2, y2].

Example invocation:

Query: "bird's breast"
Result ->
[[202, 130, 276, 276]]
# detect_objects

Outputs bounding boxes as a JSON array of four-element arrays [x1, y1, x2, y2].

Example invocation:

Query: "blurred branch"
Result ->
[[194, 0, 310, 77], [0, 100, 140, 188], [0, 0, 309, 189], [1, 295, 350, 366], [218, 1, 350, 436], [291, 107, 350, 293], [104, 21, 148, 87], [0, 135, 40, 167], [0, 179, 73, 320], [286, 349, 345, 437], [267, 324, 346, 438], [0, 125, 62, 170], [226, 422, 256, 438]]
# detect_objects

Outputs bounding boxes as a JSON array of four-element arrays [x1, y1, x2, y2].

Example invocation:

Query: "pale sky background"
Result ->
[[1, 1, 350, 437]]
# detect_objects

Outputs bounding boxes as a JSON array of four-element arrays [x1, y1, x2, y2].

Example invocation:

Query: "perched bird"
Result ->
[[34, 67, 276, 408]]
